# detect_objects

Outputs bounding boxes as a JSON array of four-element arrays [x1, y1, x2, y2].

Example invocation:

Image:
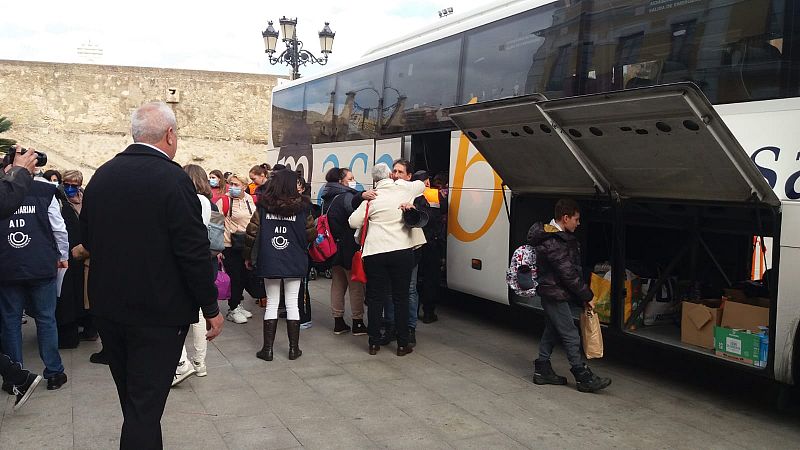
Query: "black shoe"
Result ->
[[368, 344, 380, 355], [2, 381, 13, 395], [333, 317, 351, 335], [351, 319, 367, 336], [90, 351, 109, 365], [324, 269, 333, 279], [408, 327, 417, 348], [570, 364, 611, 393], [13, 372, 42, 411], [533, 359, 568, 385], [309, 268, 317, 280], [396, 346, 413, 357], [421, 312, 438, 324], [46, 372, 68, 390]]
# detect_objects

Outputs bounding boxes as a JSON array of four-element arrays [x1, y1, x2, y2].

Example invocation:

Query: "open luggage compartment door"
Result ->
[[447, 84, 780, 206]]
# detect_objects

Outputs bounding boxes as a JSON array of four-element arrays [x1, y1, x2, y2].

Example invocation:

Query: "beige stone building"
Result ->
[[0, 60, 283, 180]]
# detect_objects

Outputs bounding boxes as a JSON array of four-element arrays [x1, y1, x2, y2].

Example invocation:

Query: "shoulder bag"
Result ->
[[350, 201, 369, 283]]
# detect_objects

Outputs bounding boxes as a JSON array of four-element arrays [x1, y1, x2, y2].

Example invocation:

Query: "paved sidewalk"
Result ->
[[2, 279, 799, 449]]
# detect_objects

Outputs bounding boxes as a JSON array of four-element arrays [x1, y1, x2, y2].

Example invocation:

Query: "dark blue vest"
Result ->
[[255, 206, 309, 279], [0, 180, 58, 282]]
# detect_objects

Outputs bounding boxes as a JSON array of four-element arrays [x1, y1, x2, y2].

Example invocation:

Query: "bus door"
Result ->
[[447, 83, 792, 378]]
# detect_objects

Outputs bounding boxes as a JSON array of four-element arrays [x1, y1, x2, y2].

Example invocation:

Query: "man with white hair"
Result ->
[[348, 163, 426, 356], [80, 101, 224, 449]]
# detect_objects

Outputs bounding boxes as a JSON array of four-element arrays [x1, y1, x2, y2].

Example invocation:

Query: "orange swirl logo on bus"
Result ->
[[449, 98, 505, 242]]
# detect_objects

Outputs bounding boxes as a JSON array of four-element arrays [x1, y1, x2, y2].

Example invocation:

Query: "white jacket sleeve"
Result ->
[[348, 200, 368, 229], [409, 180, 425, 198], [48, 197, 69, 260]]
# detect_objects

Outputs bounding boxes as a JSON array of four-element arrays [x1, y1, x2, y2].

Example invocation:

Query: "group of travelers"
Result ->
[[0, 100, 608, 449]]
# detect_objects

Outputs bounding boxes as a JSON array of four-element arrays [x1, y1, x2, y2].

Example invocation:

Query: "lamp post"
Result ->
[[262, 17, 335, 80]]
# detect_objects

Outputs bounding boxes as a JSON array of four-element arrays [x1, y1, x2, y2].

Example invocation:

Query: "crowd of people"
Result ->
[[0, 101, 450, 420], [0, 100, 607, 449]]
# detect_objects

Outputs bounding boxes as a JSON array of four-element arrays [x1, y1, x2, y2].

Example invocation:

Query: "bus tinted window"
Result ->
[[580, 0, 794, 103], [461, 4, 562, 103], [304, 76, 336, 144], [383, 37, 462, 134], [335, 61, 384, 141], [272, 85, 305, 147]]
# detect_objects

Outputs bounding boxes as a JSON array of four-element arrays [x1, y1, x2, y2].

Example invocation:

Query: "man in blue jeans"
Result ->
[[0, 170, 69, 391]]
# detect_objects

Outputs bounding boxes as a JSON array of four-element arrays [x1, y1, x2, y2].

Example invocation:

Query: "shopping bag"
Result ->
[[590, 273, 612, 323], [580, 308, 604, 359], [216, 263, 231, 301], [351, 202, 369, 283]]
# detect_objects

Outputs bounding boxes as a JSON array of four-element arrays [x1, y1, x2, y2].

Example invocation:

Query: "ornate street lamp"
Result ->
[[262, 17, 335, 80]]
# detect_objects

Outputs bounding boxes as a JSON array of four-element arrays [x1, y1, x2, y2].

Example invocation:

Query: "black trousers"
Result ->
[[364, 249, 414, 347], [95, 316, 188, 450], [223, 247, 246, 310], [420, 242, 442, 315]]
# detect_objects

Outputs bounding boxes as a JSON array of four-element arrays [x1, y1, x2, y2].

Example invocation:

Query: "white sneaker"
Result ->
[[234, 305, 253, 319], [226, 310, 247, 324], [171, 361, 196, 387], [192, 360, 207, 377], [300, 321, 313, 330]]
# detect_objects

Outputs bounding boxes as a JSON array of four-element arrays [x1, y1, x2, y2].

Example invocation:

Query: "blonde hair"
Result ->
[[62, 170, 84, 185], [227, 173, 247, 187]]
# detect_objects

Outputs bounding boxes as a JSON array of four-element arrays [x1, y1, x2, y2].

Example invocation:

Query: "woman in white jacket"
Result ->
[[348, 163, 426, 356]]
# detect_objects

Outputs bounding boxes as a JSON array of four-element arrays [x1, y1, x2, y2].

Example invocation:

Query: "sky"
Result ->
[[0, 0, 499, 79]]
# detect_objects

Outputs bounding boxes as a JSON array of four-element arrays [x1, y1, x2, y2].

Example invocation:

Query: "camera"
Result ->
[[5, 147, 48, 167]]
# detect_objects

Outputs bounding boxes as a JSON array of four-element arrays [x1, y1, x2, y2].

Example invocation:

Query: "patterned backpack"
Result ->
[[506, 244, 538, 297]]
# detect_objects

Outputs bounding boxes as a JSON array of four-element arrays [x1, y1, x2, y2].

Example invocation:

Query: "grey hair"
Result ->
[[131, 101, 177, 144], [372, 163, 391, 182]]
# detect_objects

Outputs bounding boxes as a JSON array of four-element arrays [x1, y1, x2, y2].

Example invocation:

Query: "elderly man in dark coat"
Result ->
[[80, 101, 224, 450]]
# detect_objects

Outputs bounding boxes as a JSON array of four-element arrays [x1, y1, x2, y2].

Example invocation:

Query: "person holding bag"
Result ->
[[348, 163, 425, 357], [245, 170, 315, 361], [215, 174, 255, 324], [526, 199, 611, 393]]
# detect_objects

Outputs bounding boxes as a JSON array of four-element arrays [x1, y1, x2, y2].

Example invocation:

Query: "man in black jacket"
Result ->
[[80, 101, 223, 449], [527, 199, 611, 393]]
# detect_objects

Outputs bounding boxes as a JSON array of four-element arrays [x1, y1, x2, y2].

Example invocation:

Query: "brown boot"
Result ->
[[256, 319, 278, 361], [287, 320, 302, 360]]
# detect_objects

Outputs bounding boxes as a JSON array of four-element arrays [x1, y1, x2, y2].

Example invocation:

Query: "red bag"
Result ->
[[309, 214, 338, 264], [351, 202, 369, 283]]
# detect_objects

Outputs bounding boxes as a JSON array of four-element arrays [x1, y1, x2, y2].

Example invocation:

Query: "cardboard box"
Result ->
[[714, 326, 768, 368], [681, 301, 722, 349], [721, 300, 769, 332]]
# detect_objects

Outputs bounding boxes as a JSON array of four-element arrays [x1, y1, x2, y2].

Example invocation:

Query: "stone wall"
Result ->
[[0, 60, 282, 179]]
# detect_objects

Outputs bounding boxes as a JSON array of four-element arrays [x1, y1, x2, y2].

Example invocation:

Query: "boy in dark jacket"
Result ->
[[527, 199, 611, 393]]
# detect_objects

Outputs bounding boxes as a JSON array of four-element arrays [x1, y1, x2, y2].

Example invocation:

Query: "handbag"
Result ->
[[350, 201, 369, 283], [215, 262, 231, 301]]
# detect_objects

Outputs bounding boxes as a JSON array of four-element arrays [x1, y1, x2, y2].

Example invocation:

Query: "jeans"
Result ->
[[537, 297, 584, 370], [0, 277, 64, 378], [364, 249, 414, 347], [408, 264, 419, 329]]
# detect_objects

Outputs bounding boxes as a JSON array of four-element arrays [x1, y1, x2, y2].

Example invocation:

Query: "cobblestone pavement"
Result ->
[[2, 279, 799, 449]]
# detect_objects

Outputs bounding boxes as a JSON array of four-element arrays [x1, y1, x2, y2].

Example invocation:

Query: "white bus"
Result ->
[[266, 0, 800, 385]]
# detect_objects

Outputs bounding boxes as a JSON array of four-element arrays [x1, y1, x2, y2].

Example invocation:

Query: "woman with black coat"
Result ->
[[319, 168, 377, 335], [55, 170, 92, 348], [245, 170, 315, 361]]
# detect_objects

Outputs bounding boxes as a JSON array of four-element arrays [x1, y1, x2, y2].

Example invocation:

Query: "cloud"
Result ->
[[0, 0, 496, 76]]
